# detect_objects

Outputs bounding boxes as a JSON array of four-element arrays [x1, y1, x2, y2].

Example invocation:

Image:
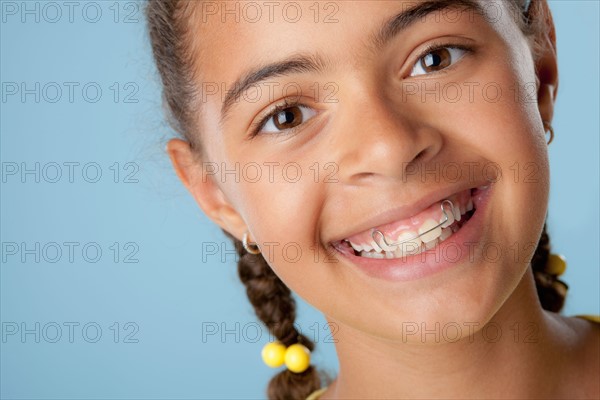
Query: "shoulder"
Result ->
[[562, 314, 600, 398], [573, 314, 600, 325]]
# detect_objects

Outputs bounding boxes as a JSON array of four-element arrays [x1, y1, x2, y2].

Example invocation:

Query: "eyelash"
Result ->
[[249, 98, 307, 138], [408, 42, 474, 77], [248, 42, 474, 137]]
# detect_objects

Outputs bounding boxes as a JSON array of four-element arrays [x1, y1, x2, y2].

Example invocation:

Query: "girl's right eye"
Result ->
[[252, 103, 318, 136]]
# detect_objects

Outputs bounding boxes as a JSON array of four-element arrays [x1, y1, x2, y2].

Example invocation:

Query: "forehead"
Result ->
[[192, 0, 513, 77]]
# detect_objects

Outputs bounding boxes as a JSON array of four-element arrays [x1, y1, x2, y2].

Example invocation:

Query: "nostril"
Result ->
[[353, 172, 376, 181], [414, 149, 426, 161]]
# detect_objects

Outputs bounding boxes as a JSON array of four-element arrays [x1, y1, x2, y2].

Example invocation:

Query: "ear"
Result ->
[[531, 1, 559, 123], [167, 138, 247, 241]]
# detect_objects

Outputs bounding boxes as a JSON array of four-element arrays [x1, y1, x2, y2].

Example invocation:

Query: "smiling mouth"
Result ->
[[333, 186, 486, 259]]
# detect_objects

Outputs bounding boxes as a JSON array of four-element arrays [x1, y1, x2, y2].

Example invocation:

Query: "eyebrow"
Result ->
[[220, 0, 484, 124], [371, 0, 483, 48], [220, 54, 327, 124]]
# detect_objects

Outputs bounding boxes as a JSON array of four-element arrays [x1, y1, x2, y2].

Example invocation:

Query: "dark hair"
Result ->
[[145, 1, 566, 398]]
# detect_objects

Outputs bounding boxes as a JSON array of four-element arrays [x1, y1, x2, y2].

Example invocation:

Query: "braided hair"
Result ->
[[227, 232, 325, 398]]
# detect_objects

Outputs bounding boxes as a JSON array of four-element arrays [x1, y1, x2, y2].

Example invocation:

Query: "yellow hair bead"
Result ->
[[546, 253, 567, 276], [261, 341, 286, 368], [284, 343, 311, 373]]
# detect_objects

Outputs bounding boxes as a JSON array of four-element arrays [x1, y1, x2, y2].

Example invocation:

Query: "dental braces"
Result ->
[[371, 199, 455, 249]]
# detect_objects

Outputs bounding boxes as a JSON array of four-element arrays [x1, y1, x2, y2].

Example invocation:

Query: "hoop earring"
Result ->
[[543, 120, 554, 145], [242, 231, 261, 255]]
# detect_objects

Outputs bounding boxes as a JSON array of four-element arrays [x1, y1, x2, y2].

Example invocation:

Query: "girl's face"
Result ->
[[176, 0, 555, 340]]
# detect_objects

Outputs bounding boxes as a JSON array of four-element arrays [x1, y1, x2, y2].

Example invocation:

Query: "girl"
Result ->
[[146, 1, 599, 399]]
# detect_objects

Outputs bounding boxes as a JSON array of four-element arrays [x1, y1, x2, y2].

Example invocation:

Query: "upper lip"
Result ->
[[327, 181, 488, 245]]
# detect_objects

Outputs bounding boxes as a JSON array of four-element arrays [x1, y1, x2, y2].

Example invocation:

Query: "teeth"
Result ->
[[376, 235, 396, 252], [351, 225, 455, 259], [439, 227, 452, 242], [418, 219, 442, 243], [361, 250, 384, 259], [345, 196, 478, 259], [349, 241, 363, 252], [396, 231, 422, 255], [440, 207, 455, 228], [370, 240, 383, 253], [424, 237, 438, 250], [393, 246, 403, 258], [453, 204, 461, 221]]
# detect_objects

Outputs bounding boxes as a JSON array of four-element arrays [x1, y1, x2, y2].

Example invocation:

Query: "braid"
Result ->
[[227, 231, 323, 400], [531, 222, 568, 312]]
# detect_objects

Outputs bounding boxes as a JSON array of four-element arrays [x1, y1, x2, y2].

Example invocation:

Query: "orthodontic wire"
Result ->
[[371, 199, 455, 249]]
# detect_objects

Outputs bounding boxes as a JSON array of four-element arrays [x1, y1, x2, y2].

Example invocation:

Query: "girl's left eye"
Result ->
[[255, 104, 317, 135], [409, 46, 469, 77]]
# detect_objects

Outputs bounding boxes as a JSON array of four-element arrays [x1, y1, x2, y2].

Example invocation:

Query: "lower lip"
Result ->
[[332, 185, 494, 282]]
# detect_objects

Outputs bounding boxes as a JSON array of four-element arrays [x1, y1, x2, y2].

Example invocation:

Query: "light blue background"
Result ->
[[1, 1, 598, 398]]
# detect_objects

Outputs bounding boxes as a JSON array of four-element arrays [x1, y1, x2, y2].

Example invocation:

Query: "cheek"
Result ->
[[456, 60, 550, 293], [478, 64, 550, 250], [208, 114, 331, 296], [236, 167, 324, 265], [234, 167, 350, 311]]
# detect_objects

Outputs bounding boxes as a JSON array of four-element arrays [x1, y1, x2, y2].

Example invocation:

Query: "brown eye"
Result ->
[[258, 104, 317, 135], [410, 46, 469, 77], [420, 48, 451, 72], [273, 106, 303, 130]]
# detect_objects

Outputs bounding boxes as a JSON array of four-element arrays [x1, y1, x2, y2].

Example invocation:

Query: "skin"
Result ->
[[167, 1, 599, 398]]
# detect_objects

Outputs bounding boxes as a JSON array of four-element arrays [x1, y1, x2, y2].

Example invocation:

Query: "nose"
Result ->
[[330, 88, 443, 186]]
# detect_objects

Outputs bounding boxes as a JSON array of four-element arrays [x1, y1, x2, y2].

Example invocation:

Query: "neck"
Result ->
[[325, 268, 571, 398]]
